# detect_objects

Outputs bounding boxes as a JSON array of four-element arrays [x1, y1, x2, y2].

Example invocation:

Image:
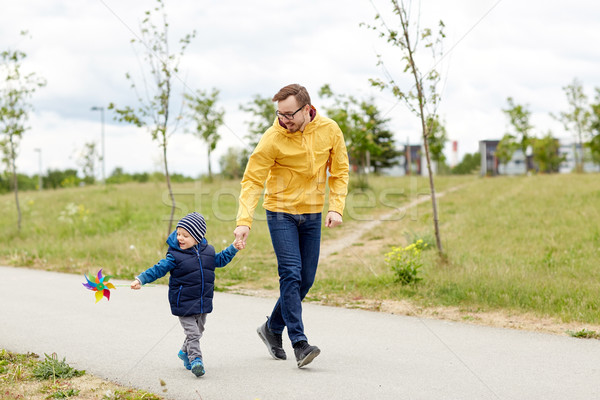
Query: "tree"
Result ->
[[589, 88, 600, 165], [318, 84, 384, 187], [365, 0, 446, 255], [109, 0, 195, 234], [495, 133, 518, 172], [0, 37, 46, 230], [44, 169, 79, 189], [425, 115, 448, 166], [76, 142, 99, 185], [554, 78, 590, 172], [239, 94, 274, 149], [185, 88, 225, 180], [531, 132, 564, 173], [451, 152, 480, 175], [219, 147, 246, 180], [361, 99, 401, 173], [503, 97, 533, 156]]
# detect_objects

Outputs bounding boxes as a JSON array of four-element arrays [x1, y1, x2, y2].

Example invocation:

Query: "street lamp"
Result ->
[[91, 106, 106, 183], [34, 148, 42, 191]]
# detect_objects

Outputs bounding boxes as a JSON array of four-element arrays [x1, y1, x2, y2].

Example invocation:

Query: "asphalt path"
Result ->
[[1, 265, 599, 400]]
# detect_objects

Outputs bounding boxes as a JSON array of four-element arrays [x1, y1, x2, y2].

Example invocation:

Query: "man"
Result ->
[[234, 84, 349, 368]]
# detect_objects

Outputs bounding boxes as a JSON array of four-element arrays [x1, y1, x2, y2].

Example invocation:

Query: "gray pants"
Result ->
[[178, 314, 207, 361]]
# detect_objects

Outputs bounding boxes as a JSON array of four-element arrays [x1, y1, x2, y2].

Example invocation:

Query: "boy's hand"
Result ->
[[130, 279, 142, 290], [233, 225, 250, 248], [233, 240, 245, 250]]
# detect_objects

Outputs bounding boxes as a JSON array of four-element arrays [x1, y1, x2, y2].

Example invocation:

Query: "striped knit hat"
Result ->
[[176, 212, 207, 244]]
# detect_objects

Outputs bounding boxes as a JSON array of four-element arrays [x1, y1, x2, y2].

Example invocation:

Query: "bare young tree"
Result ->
[[185, 88, 225, 181], [365, 0, 446, 255], [554, 78, 591, 173], [0, 35, 46, 231], [109, 0, 195, 234]]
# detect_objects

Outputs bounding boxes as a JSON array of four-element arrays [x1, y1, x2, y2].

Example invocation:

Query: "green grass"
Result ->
[[314, 173, 600, 324], [0, 349, 162, 399], [1, 173, 598, 325]]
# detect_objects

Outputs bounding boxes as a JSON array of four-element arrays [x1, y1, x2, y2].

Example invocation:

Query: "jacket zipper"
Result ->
[[196, 247, 204, 313], [301, 131, 314, 173], [176, 285, 182, 307]]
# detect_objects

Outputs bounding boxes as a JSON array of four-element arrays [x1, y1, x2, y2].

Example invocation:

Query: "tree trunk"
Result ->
[[207, 146, 212, 180], [11, 155, 22, 232], [400, 5, 443, 255], [162, 136, 176, 235]]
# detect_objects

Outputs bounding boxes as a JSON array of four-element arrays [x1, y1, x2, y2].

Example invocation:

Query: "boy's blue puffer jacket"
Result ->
[[137, 230, 237, 316]]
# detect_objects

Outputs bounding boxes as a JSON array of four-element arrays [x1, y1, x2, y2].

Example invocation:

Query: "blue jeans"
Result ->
[[266, 210, 321, 344]]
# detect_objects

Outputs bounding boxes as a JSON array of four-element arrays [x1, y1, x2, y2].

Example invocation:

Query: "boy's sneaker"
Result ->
[[293, 341, 320, 368], [257, 319, 286, 360], [191, 358, 205, 377], [177, 350, 191, 370]]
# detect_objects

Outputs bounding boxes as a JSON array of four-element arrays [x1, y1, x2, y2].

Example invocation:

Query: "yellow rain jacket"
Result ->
[[236, 110, 349, 228]]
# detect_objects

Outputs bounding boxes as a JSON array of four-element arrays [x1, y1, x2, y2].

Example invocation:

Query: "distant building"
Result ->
[[481, 139, 599, 175], [479, 140, 499, 176], [382, 144, 436, 177], [558, 143, 600, 173]]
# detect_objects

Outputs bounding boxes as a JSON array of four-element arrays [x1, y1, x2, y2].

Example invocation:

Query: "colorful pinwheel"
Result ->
[[82, 269, 116, 303]]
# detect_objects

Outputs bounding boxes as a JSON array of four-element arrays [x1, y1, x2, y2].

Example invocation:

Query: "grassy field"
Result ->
[[1, 173, 598, 325]]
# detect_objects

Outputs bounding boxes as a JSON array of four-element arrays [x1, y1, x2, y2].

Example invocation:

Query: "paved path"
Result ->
[[1, 266, 599, 400]]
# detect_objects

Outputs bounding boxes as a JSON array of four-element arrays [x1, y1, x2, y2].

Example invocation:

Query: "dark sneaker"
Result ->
[[191, 357, 205, 377], [257, 319, 286, 360], [294, 341, 320, 368], [178, 350, 191, 370]]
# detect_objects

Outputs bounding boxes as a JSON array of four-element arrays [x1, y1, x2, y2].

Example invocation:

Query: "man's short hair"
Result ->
[[272, 84, 311, 107]]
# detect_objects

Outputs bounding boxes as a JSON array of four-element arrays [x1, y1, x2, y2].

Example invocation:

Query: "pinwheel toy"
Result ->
[[82, 269, 116, 303]]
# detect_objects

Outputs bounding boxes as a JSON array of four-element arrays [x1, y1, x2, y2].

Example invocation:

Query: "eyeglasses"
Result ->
[[276, 105, 306, 120]]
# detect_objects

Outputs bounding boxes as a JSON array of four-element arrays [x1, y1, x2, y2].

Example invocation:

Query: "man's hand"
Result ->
[[325, 211, 343, 228], [233, 225, 250, 249]]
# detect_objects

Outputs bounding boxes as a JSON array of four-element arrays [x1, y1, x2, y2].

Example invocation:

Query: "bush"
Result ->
[[385, 240, 427, 285]]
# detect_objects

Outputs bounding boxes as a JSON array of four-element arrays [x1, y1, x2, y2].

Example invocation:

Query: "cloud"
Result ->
[[2, 0, 599, 177]]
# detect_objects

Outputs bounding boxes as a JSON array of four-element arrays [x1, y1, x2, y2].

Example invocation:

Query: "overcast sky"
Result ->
[[2, 0, 599, 177]]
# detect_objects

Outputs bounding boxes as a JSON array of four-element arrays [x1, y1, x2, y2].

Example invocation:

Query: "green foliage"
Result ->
[[44, 169, 80, 189], [567, 329, 600, 339], [502, 97, 533, 154], [554, 78, 591, 172], [587, 87, 600, 164], [319, 84, 399, 177], [32, 353, 85, 381], [531, 133, 565, 173], [404, 230, 435, 250], [425, 115, 448, 164], [385, 240, 427, 285], [41, 381, 80, 398], [0, 32, 47, 231], [495, 133, 518, 166], [451, 152, 480, 175], [0, 172, 39, 193], [219, 147, 249, 180]]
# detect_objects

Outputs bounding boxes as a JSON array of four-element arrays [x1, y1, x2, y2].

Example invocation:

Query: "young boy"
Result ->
[[131, 212, 242, 377]]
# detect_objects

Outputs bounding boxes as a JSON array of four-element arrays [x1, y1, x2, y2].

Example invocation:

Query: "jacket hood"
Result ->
[[166, 230, 207, 251]]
